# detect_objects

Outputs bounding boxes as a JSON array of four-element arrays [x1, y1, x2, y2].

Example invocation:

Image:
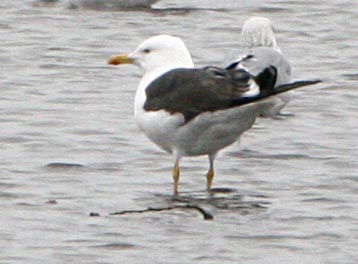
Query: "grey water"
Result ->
[[1, 0, 357, 263]]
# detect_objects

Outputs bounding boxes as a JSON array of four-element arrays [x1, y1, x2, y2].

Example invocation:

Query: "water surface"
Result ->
[[1, 0, 357, 263]]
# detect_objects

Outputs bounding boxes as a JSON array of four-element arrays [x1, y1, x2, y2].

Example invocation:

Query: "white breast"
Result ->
[[133, 67, 186, 153]]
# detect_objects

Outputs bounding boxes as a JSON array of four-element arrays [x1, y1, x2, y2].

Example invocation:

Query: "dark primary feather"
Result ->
[[231, 78, 322, 106]]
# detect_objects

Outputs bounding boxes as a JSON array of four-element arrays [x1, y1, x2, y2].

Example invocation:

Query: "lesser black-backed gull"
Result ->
[[108, 35, 320, 195]]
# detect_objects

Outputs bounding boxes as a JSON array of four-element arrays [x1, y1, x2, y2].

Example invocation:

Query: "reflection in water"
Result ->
[[110, 188, 269, 221], [154, 188, 270, 211]]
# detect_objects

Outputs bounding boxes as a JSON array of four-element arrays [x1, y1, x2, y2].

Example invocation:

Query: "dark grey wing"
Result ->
[[144, 67, 255, 122], [145, 67, 322, 119], [144, 66, 317, 123]]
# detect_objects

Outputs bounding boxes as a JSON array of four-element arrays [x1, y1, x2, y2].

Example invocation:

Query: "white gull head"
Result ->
[[127, 35, 194, 118], [241, 16, 279, 50], [128, 34, 194, 78], [108, 35, 195, 131]]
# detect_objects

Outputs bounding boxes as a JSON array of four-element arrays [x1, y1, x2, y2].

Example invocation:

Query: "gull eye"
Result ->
[[143, 48, 151, 54]]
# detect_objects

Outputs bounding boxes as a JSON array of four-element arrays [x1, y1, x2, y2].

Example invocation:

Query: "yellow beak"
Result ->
[[108, 54, 134, 65]]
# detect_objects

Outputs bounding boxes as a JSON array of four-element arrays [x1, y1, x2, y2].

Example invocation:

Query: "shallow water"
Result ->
[[1, 0, 357, 263]]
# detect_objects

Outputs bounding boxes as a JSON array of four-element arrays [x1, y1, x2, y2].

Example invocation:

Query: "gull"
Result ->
[[108, 35, 320, 195], [226, 16, 292, 116]]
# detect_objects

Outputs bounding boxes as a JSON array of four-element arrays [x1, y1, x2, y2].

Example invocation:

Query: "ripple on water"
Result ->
[[0, 191, 19, 199], [44, 162, 86, 169], [92, 242, 136, 250], [342, 73, 358, 81]]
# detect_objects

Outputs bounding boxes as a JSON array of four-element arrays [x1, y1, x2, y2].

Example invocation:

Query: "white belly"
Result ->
[[135, 98, 276, 157], [135, 109, 184, 153]]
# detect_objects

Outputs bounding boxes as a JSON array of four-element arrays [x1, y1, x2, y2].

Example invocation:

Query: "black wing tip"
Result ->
[[274, 79, 322, 94], [230, 74, 322, 108], [303, 79, 322, 85], [225, 61, 239, 70]]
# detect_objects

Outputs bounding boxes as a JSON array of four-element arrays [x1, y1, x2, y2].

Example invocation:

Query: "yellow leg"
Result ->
[[206, 154, 216, 191], [172, 161, 180, 195], [206, 167, 214, 191]]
